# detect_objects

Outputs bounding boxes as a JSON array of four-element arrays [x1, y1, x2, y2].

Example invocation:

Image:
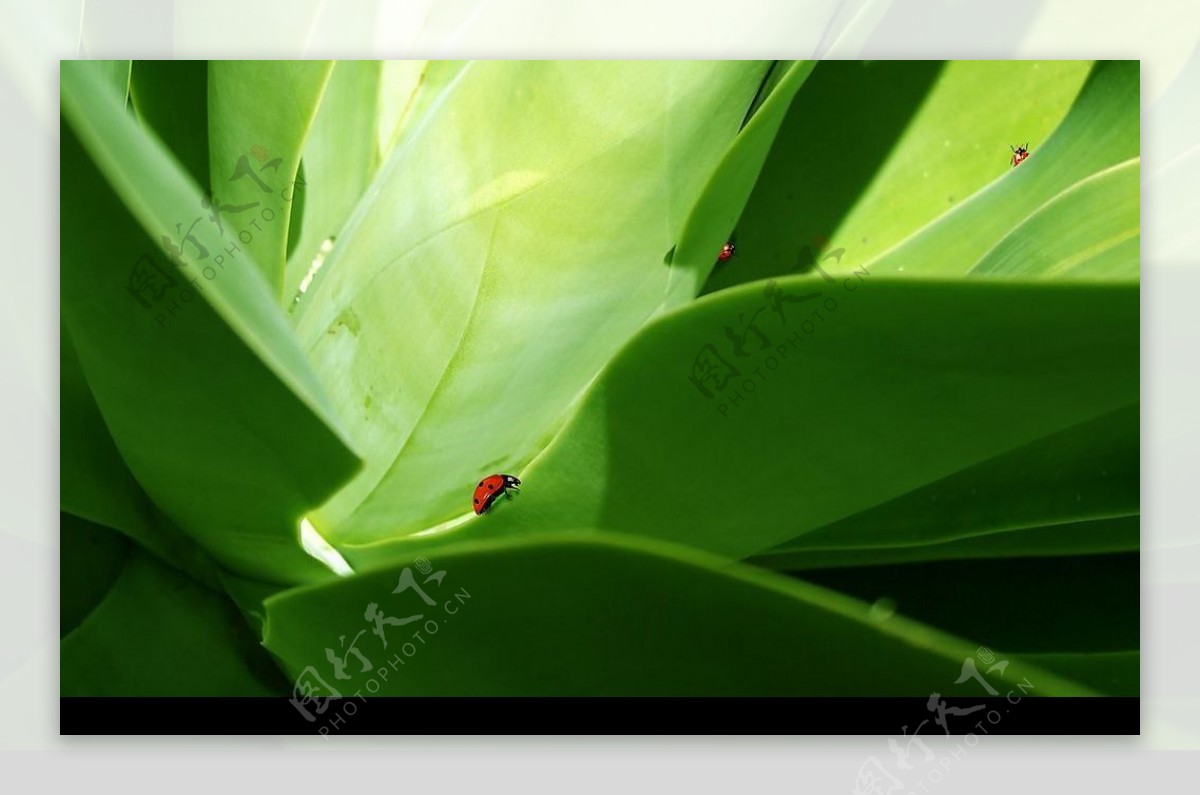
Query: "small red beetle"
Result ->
[[717, 240, 736, 263], [472, 473, 521, 515], [1010, 143, 1030, 167]]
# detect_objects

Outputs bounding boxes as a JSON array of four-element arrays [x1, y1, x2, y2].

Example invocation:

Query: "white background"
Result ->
[[3, 0, 1197, 787]]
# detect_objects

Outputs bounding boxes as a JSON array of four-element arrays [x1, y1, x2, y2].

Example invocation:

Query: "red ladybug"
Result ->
[[472, 473, 521, 515], [1010, 143, 1030, 167], [717, 240, 736, 262]]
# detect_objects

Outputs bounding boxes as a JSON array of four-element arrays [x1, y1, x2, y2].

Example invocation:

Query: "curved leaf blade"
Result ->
[[342, 278, 1137, 566], [208, 60, 333, 299], [61, 60, 360, 583], [969, 158, 1139, 279], [264, 532, 1095, 696], [296, 61, 775, 544], [62, 551, 286, 696]]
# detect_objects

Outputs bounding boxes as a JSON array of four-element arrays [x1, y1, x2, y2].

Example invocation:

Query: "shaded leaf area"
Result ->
[[61, 549, 288, 696], [264, 533, 1094, 696], [793, 552, 1139, 655], [129, 60, 210, 189], [207, 61, 333, 298], [341, 279, 1136, 569], [61, 61, 359, 583], [293, 61, 776, 545], [703, 60, 1092, 293], [60, 513, 130, 638], [1018, 651, 1138, 697], [750, 403, 1138, 569], [61, 325, 222, 587], [59, 322, 157, 539], [792, 552, 1140, 695], [754, 515, 1138, 572]]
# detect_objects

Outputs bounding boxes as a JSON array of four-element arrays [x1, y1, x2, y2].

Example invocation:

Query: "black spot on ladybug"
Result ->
[[478, 481, 484, 487], [473, 499, 479, 505], [487, 483, 494, 490]]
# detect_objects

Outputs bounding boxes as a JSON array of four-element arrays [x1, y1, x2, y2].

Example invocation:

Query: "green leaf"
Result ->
[[282, 60, 383, 304], [703, 60, 1092, 293], [93, 60, 132, 107], [60, 322, 150, 538], [60, 513, 130, 638], [968, 158, 1139, 279], [60, 58, 1140, 701], [61, 551, 287, 696], [754, 515, 1138, 571], [129, 60, 210, 188], [343, 279, 1136, 567], [61, 60, 360, 583], [264, 532, 1095, 696], [207, 60, 333, 299], [751, 404, 1138, 569], [660, 60, 815, 304], [375, 60, 470, 164], [293, 61, 776, 545], [60, 324, 223, 586], [858, 60, 1138, 279]]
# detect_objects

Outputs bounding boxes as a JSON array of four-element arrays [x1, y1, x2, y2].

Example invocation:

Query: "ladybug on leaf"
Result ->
[[472, 473, 521, 515]]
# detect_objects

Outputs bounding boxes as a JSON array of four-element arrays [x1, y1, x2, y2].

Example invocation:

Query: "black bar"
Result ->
[[61, 697, 1139, 735]]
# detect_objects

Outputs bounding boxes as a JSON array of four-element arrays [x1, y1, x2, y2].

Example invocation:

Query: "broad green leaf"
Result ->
[[60, 322, 151, 538], [60, 324, 223, 587], [341, 279, 1136, 567], [61, 60, 360, 583], [659, 60, 816, 305], [826, 60, 1095, 274], [60, 513, 130, 638], [94, 60, 131, 107], [968, 158, 1139, 279], [129, 60, 210, 188], [754, 515, 1138, 571], [703, 60, 1092, 293], [264, 532, 1095, 696], [752, 403, 1139, 569], [375, 60, 470, 164], [375, 59, 426, 159], [207, 61, 333, 299], [295, 61, 775, 544], [858, 60, 1138, 279], [60, 59, 1140, 702], [61, 551, 287, 696], [282, 60, 383, 305]]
